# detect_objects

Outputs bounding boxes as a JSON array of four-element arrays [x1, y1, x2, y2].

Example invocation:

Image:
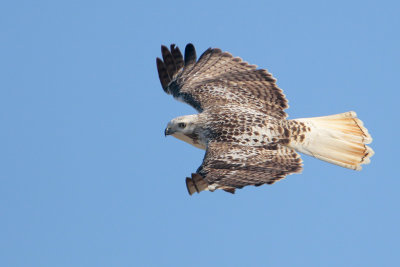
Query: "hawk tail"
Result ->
[[290, 111, 374, 170]]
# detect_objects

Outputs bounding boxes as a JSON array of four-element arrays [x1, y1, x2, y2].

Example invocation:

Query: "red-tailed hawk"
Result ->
[[156, 43, 374, 195]]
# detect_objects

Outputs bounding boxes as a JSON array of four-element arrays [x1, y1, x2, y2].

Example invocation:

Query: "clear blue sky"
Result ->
[[1, 0, 399, 266]]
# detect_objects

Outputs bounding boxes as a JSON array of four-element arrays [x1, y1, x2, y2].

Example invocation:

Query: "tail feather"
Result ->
[[290, 111, 374, 170]]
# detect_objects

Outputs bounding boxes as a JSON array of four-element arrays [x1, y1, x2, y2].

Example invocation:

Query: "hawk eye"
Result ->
[[178, 122, 186, 128]]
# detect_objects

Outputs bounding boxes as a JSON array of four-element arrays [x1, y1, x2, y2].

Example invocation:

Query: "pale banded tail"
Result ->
[[289, 111, 374, 170]]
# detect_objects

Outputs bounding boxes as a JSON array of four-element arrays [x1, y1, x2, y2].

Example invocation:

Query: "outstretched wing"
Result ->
[[186, 142, 303, 195], [156, 44, 289, 119]]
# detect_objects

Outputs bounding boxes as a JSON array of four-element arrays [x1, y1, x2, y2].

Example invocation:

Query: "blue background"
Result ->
[[1, 0, 399, 266]]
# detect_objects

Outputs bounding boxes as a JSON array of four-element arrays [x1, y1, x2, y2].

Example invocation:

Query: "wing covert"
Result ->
[[156, 43, 289, 118], [186, 142, 303, 194]]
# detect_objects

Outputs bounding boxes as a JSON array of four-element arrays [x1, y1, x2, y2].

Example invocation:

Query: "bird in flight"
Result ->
[[156, 43, 374, 195]]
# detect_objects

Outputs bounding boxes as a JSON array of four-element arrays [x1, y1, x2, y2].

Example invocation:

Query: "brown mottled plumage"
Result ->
[[157, 43, 374, 195]]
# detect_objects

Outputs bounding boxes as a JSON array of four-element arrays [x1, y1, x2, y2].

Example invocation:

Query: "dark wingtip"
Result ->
[[192, 173, 209, 192], [185, 173, 210, 195], [170, 44, 184, 70], [186, 177, 196, 195], [156, 57, 170, 92], [223, 188, 236, 194], [161, 45, 177, 78], [184, 43, 197, 67]]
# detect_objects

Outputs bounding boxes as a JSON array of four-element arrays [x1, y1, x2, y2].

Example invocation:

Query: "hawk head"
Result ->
[[164, 115, 206, 150]]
